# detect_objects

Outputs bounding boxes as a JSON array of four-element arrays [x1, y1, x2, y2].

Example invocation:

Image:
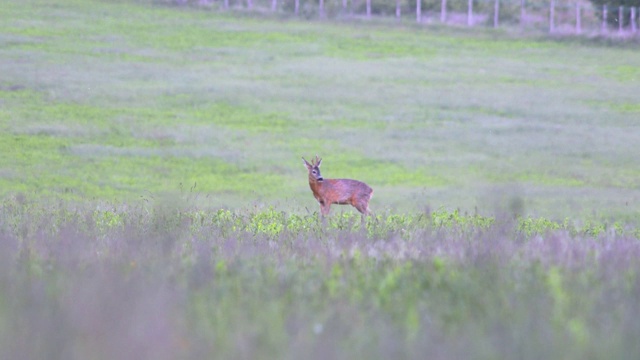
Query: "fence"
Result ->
[[203, 0, 640, 35]]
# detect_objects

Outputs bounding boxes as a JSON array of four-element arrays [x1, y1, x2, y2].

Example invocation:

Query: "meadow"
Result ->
[[1, 0, 640, 359], [2, 0, 640, 219]]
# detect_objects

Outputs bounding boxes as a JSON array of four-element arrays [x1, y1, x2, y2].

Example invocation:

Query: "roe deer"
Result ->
[[302, 155, 373, 216]]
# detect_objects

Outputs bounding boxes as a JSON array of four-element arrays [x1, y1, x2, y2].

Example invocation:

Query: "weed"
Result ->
[[1, 201, 639, 359]]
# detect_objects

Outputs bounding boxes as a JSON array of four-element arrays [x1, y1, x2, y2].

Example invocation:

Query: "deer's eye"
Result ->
[[312, 170, 317, 174]]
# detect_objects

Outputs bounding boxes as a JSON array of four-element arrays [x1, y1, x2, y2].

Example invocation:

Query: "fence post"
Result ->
[[602, 5, 608, 32], [367, 0, 372, 17], [494, 0, 500, 27], [619, 6, 624, 33], [396, 0, 401, 18], [632, 7, 637, 32], [319, 0, 324, 17], [417, 0, 422, 23], [343, 0, 347, 12], [441, 0, 447, 23], [576, 2, 581, 34], [468, 0, 473, 26], [549, 0, 555, 33], [247, 0, 252, 10], [224, 0, 229, 9], [295, 0, 299, 14], [271, 0, 277, 12], [520, 0, 526, 27]]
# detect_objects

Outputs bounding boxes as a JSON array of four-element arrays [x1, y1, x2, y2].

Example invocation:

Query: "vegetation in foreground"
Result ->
[[1, 199, 639, 360]]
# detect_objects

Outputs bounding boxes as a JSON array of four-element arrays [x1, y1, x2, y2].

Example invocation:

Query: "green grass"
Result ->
[[1, 0, 640, 221]]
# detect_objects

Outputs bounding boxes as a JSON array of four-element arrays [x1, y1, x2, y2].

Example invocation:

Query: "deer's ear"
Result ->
[[302, 157, 312, 170]]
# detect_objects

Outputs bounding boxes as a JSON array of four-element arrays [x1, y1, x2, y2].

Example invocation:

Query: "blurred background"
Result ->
[[1, 0, 639, 220]]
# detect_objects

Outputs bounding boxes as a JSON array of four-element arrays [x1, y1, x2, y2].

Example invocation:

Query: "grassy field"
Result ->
[[2, 0, 639, 220], [1, 1, 640, 359]]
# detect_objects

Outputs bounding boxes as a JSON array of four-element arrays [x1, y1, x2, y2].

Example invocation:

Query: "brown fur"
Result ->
[[303, 155, 373, 216]]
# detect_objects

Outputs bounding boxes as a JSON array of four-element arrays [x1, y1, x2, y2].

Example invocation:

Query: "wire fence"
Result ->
[[193, 0, 640, 36]]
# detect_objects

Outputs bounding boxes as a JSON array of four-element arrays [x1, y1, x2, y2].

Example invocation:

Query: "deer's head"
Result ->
[[302, 155, 323, 182]]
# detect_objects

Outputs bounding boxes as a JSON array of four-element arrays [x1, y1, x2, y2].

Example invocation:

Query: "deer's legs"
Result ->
[[353, 196, 370, 215], [320, 203, 331, 216]]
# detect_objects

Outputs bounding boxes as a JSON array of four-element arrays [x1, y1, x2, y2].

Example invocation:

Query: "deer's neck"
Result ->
[[308, 177, 325, 196]]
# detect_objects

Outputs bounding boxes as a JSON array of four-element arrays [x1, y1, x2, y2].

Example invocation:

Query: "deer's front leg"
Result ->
[[319, 200, 331, 216]]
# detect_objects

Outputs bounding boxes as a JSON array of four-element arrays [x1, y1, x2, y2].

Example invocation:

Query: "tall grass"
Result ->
[[1, 199, 639, 359]]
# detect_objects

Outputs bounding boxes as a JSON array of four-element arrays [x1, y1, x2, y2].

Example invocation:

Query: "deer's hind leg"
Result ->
[[358, 189, 374, 214], [352, 201, 369, 229], [353, 198, 370, 216]]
